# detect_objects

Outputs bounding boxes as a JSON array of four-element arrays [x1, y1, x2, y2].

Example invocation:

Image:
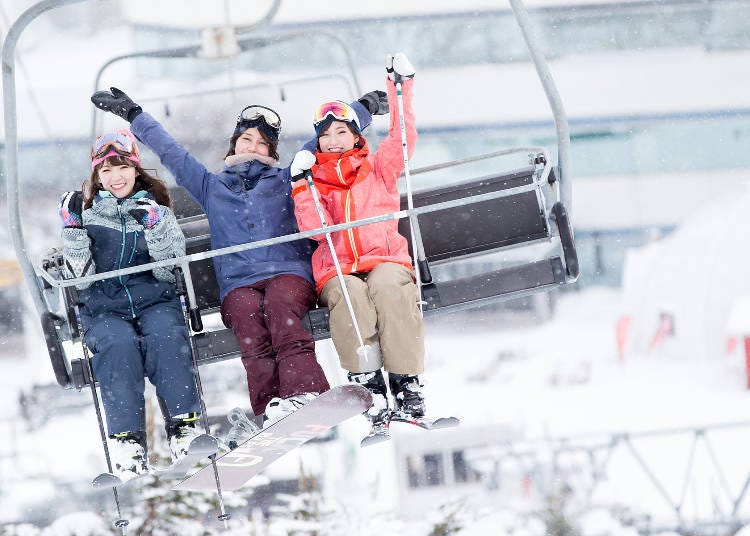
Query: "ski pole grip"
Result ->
[[173, 267, 186, 296], [190, 309, 203, 332], [417, 258, 432, 285]]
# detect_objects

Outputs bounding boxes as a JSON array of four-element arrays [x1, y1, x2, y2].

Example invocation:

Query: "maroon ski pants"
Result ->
[[221, 274, 330, 415]]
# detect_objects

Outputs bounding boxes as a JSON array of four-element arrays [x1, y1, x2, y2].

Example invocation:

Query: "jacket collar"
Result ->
[[313, 138, 371, 188], [93, 189, 152, 217], [224, 152, 277, 169]]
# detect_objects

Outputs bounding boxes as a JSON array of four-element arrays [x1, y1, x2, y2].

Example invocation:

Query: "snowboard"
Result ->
[[174, 384, 372, 491], [92, 433, 218, 489]]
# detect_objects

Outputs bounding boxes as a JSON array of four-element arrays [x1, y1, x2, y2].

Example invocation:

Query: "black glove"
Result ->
[[58, 191, 83, 229], [358, 90, 388, 116], [90, 87, 142, 122]]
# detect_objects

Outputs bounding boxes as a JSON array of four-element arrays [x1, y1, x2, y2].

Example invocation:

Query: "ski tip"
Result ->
[[189, 433, 219, 456], [360, 431, 391, 448], [92, 472, 124, 489], [431, 416, 461, 429], [389, 414, 461, 430]]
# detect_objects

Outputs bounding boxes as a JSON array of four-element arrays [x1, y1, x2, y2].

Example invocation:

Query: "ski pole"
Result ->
[[55, 255, 129, 534], [174, 263, 231, 526], [395, 77, 431, 312], [304, 171, 382, 371]]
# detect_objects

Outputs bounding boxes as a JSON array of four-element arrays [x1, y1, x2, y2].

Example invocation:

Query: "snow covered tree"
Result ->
[[266, 460, 354, 535], [536, 482, 580, 536], [427, 499, 467, 536]]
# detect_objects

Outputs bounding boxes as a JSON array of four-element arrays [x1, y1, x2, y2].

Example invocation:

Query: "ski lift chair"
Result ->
[[6, 0, 577, 390]]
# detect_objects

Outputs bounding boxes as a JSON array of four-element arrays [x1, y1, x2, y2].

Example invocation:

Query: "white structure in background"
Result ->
[[619, 182, 750, 362]]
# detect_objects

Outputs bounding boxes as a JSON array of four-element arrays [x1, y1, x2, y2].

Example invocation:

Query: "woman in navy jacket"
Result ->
[[59, 130, 201, 479], [91, 87, 386, 425]]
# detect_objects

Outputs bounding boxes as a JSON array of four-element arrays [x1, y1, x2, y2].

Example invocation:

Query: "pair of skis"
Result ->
[[360, 413, 460, 447]]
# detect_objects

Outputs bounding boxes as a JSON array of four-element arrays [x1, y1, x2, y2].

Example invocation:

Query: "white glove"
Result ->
[[291, 150, 316, 179], [386, 52, 415, 83]]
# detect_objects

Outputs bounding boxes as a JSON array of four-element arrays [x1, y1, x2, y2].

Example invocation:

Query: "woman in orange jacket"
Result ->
[[290, 53, 424, 432]]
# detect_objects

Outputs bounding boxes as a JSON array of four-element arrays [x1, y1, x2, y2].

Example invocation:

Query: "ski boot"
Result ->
[[349, 370, 391, 446], [263, 392, 318, 428], [109, 430, 149, 481], [166, 412, 202, 464], [389, 373, 426, 420], [388, 374, 460, 430]]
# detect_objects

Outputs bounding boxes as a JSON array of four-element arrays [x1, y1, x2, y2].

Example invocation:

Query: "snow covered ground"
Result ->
[[2, 283, 750, 534]]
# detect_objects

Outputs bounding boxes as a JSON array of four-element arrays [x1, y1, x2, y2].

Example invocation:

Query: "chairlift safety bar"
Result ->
[[38, 152, 553, 291]]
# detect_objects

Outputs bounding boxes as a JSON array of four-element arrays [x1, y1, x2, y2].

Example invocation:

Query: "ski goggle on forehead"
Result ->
[[90, 130, 140, 168], [237, 105, 281, 129], [313, 100, 359, 129]]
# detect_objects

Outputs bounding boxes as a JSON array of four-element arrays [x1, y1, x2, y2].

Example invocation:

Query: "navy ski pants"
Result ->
[[221, 274, 330, 415], [84, 300, 201, 435]]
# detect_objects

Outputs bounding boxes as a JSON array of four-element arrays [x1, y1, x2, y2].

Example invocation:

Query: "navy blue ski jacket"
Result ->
[[61, 190, 184, 320], [129, 105, 371, 302]]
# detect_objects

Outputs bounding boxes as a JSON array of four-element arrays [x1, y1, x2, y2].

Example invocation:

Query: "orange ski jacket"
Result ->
[[292, 78, 417, 295]]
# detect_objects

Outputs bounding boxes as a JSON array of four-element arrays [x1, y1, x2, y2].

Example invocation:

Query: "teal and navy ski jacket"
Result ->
[[61, 190, 185, 320]]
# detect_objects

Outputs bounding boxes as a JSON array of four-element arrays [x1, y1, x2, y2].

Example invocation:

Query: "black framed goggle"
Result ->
[[237, 105, 281, 130]]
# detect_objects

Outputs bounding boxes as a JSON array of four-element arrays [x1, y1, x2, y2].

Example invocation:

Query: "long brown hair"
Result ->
[[83, 155, 172, 209]]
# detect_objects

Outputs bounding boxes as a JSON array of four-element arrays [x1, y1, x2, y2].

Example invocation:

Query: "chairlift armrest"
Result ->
[[41, 311, 72, 389], [551, 202, 579, 280]]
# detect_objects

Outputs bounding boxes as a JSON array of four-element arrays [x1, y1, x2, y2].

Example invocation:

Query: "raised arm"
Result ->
[[373, 54, 417, 189], [91, 88, 213, 211]]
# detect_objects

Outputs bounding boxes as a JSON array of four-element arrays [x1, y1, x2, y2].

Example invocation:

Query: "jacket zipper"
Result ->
[[117, 205, 137, 319], [129, 230, 138, 263], [336, 161, 359, 272]]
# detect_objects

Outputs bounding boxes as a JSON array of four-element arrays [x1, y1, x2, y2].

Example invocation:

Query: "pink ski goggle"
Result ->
[[90, 130, 141, 169], [313, 100, 360, 132]]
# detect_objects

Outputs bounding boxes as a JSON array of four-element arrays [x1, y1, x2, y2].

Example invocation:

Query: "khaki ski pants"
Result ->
[[320, 262, 424, 374]]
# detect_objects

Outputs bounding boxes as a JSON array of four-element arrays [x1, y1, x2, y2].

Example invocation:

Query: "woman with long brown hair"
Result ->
[[59, 129, 201, 480]]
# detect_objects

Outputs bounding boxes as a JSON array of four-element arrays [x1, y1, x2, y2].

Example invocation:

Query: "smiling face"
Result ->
[[97, 159, 138, 198], [318, 120, 360, 153], [234, 127, 271, 157]]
